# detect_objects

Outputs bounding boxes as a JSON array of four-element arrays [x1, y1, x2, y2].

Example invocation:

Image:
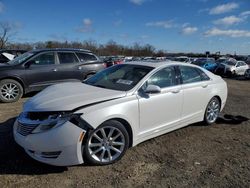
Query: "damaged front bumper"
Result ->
[[13, 112, 91, 166]]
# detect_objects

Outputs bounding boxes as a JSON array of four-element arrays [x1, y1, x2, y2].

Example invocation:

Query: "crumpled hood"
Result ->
[[24, 82, 126, 112]]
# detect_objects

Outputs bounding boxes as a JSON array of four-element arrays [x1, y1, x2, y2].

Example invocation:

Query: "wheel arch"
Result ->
[[0, 76, 25, 92], [104, 118, 133, 148], [213, 95, 222, 110]]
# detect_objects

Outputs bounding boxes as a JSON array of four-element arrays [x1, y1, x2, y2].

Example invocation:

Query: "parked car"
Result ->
[[0, 48, 106, 103], [14, 61, 227, 166], [0, 50, 27, 64], [174, 56, 192, 63], [103, 56, 124, 67], [192, 58, 217, 72], [214, 60, 249, 77]]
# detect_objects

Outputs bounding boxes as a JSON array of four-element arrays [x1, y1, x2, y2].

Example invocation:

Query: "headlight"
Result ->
[[32, 113, 81, 134]]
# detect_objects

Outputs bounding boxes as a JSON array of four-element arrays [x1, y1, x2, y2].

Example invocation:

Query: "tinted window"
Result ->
[[180, 66, 203, 84], [76, 53, 97, 62], [147, 67, 176, 88], [31, 52, 55, 65], [58, 52, 78, 64]]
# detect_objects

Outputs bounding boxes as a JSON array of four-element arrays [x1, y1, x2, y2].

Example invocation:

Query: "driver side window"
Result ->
[[147, 67, 176, 88], [29, 52, 55, 65]]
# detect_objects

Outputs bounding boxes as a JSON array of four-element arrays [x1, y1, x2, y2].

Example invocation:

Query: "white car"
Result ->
[[215, 60, 249, 76], [14, 61, 227, 166]]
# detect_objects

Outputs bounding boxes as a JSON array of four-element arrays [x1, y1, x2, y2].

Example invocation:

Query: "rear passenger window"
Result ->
[[197, 69, 210, 81], [58, 52, 78, 64], [147, 67, 176, 88], [76, 53, 97, 62], [179, 66, 203, 84]]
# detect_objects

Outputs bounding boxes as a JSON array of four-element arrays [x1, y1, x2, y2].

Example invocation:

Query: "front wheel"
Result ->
[[83, 120, 129, 165], [0, 79, 23, 103], [204, 97, 221, 125]]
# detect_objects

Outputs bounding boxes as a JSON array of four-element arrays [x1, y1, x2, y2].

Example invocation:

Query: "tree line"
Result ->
[[5, 40, 161, 57]]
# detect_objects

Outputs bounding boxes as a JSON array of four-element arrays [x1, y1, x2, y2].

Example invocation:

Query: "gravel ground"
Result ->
[[0, 78, 249, 188]]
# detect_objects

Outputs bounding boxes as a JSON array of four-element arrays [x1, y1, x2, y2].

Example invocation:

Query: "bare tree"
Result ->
[[0, 22, 13, 49]]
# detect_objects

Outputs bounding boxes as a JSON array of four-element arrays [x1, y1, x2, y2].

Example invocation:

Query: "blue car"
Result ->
[[192, 58, 217, 72]]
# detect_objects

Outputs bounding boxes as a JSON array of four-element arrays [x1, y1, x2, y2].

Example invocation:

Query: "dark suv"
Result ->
[[0, 48, 106, 103]]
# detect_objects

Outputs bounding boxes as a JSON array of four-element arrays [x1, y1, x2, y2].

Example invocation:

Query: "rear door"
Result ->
[[55, 52, 83, 81], [178, 66, 211, 122]]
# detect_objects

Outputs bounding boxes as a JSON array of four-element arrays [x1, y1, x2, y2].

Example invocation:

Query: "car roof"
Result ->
[[124, 60, 197, 68], [30, 48, 92, 53]]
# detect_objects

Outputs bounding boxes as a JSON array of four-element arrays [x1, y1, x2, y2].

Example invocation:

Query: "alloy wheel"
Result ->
[[206, 98, 220, 124], [0, 83, 20, 101], [87, 126, 126, 163]]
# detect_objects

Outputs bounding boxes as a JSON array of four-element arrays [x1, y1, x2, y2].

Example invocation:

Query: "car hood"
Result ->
[[24, 82, 127, 112], [0, 63, 11, 69]]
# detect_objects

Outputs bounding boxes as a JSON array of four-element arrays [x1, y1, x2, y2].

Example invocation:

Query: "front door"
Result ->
[[137, 66, 183, 138], [24, 52, 59, 89]]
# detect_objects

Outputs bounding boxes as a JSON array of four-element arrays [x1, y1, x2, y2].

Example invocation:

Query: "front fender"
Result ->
[[76, 95, 139, 145]]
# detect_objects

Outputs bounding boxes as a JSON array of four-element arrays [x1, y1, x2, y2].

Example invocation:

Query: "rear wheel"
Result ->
[[0, 79, 23, 103], [245, 70, 250, 79], [85, 73, 95, 80], [84, 120, 129, 165], [204, 97, 221, 125]]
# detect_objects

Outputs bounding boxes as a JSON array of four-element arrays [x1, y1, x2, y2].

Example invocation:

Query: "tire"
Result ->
[[245, 71, 250, 79], [83, 120, 129, 165], [232, 70, 236, 77], [85, 73, 95, 79], [0, 79, 23, 103], [204, 97, 221, 125]]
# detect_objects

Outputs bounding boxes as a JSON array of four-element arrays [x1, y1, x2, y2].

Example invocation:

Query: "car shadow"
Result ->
[[0, 118, 67, 175], [0, 114, 248, 175]]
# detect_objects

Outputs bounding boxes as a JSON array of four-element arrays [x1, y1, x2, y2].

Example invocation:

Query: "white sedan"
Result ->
[[14, 61, 227, 166]]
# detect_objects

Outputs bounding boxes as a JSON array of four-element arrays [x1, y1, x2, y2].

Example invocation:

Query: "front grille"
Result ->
[[17, 122, 39, 136]]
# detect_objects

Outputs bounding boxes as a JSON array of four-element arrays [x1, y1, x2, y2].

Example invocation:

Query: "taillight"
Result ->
[[103, 63, 107, 68]]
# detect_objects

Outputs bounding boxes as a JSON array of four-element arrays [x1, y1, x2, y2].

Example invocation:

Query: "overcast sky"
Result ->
[[0, 0, 250, 55]]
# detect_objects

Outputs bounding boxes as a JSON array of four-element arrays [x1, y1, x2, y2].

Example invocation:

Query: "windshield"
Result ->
[[84, 64, 153, 91], [175, 58, 187, 62], [7, 52, 35, 65]]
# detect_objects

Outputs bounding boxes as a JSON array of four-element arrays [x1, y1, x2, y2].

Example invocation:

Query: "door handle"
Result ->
[[171, 89, 180, 94], [52, 68, 57, 72], [202, 84, 208, 88], [78, 66, 82, 70]]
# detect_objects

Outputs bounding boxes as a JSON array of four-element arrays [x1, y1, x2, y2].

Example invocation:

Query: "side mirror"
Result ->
[[24, 60, 35, 68], [144, 84, 161, 94]]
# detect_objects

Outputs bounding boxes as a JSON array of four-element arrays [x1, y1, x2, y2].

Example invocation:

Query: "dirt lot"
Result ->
[[0, 78, 249, 188]]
